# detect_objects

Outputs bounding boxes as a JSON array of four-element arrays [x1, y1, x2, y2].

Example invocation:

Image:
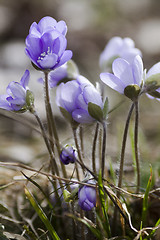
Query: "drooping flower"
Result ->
[[60, 145, 77, 165], [100, 55, 144, 100], [99, 36, 142, 71], [0, 70, 30, 112], [56, 75, 104, 123], [78, 180, 96, 211], [25, 16, 72, 70]]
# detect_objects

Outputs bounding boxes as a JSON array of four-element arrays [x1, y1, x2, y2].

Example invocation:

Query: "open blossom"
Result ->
[[100, 55, 143, 96], [60, 145, 77, 165], [25, 16, 72, 70], [0, 70, 30, 111], [56, 75, 103, 123], [78, 180, 96, 211], [99, 37, 142, 70]]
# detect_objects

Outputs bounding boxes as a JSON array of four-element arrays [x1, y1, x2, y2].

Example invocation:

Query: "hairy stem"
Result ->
[[44, 71, 67, 178], [92, 122, 99, 173], [134, 100, 140, 193], [117, 103, 134, 191], [33, 110, 59, 175], [102, 121, 107, 178], [72, 126, 85, 175], [112, 102, 134, 234]]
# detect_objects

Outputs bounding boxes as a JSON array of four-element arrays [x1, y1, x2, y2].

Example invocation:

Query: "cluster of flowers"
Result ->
[[1, 16, 160, 211]]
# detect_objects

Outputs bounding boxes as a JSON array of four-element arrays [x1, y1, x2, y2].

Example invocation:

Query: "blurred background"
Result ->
[[0, 0, 160, 185]]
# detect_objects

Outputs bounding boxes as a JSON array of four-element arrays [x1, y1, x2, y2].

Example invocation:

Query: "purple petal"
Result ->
[[112, 58, 134, 86], [20, 70, 30, 89], [0, 95, 12, 110], [25, 36, 42, 60], [49, 64, 67, 88], [7, 82, 26, 99], [56, 21, 67, 35], [100, 72, 125, 94], [83, 85, 103, 108], [99, 37, 123, 67], [29, 22, 41, 37], [81, 199, 94, 211], [85, 186, 96, 204], [76, 93, 88, 110], [132, 55, 143, 86], [78, 187, 86, 204], [38, 16, 57, 34], [56, 81, 80, 113], [52, 35, 67, 56], [72, 109, 94, 123], [38, 54, 58, 69], [41, 31, 61, 52], [147, 62, 160, 78], [122, 48, 142, 63], [6, 96, 25, 105], [55, 50, 72, 68]]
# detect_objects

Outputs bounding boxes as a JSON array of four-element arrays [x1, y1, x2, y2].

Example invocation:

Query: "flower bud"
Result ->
[[78, 180, 96, 211], [60, 145, 77, 165]]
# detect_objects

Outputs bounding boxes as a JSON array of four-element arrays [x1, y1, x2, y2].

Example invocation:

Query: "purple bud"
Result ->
[[78, 180, 96, 211], [60, 145, 77, 165]]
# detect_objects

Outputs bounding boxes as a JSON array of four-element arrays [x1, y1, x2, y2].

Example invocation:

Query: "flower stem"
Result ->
[[44, 71, 67, 178], [117, 102, 134, 191], [134, 100, 140, 193], [72, 126, 85, 174], [33, 110, 59, 175], [102, 121, 107, 178], [92, 122, 99, 173], [112, 102, 134, 234]]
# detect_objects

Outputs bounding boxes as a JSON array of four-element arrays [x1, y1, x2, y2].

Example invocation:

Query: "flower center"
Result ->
[[37, 47, 52, 63]]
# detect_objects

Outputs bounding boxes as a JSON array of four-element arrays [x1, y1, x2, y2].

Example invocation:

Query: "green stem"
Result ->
[[33, 110, 59, 176], [44, 71, 67, 179], [72, 126, 85, 174], [134, 100, 140, 193], [92, 122, 99, 173], [117, 102, 134, 191], [112, 102, 134, 234], [102, 121, 107, 178]]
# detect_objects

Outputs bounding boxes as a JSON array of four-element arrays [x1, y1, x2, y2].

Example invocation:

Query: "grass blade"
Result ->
[[141, 167, 152, 227], [97, 171, 111, 238], [24, 187, 60, 240]]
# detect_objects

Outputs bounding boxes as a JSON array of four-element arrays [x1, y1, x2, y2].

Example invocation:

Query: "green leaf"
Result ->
[[24, 187, 60, 240], [97, 171, 111, 238], [146, 218, 160, 239], [102, 97, 109, 119], [88, 102, 103, 122], [59, 107, 73, 122], [124, 85, 141, 101]]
